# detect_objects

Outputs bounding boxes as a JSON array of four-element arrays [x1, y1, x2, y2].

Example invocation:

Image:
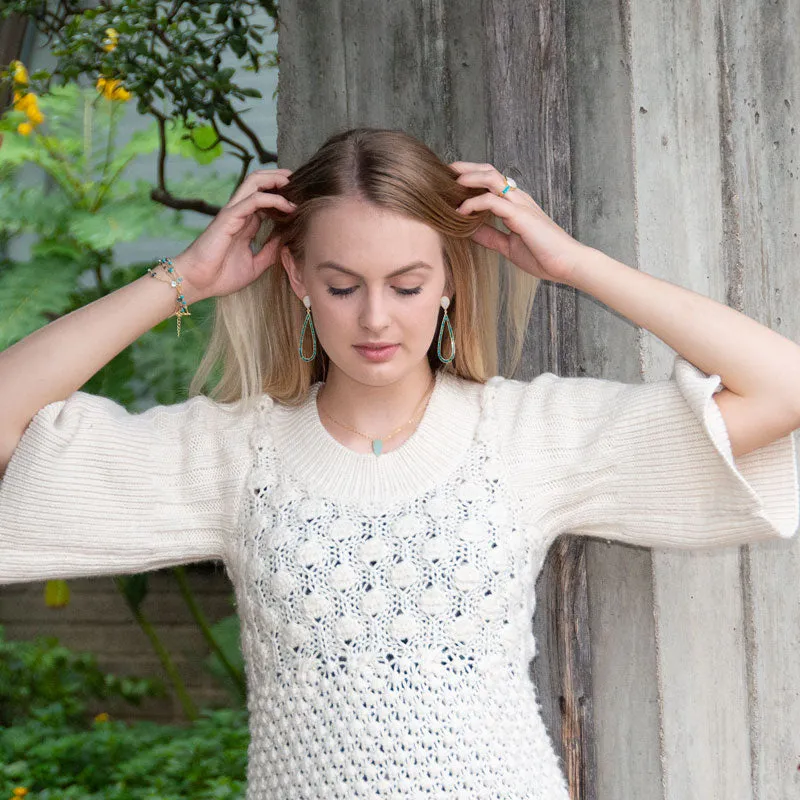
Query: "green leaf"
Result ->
[[29, 240, 84, 263], [0, 258, 86, 350], [0, 126, 36, 167], [81, 343, 138, 408], [175, 123, 224, 165], [130, 296, 216, 405], [202, 614, 246, 708], [67, 196, 183, 249]]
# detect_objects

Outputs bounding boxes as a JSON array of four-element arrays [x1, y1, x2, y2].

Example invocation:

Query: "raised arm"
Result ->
[[0, 166, 296, 478], [0, 169, 295, 583], [448, 159, 800, 458], [0, 256, 201, 479]]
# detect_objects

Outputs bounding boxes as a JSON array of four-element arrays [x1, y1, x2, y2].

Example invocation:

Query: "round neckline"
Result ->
[[267, 368, 485, 506], [309, 370, 444, 461]]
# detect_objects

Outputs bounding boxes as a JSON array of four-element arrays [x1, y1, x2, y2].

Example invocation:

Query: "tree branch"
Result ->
[[150, 188, 221, 215]]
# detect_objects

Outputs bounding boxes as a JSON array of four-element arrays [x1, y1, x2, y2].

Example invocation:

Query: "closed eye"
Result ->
[[327, 286, 423, 297]]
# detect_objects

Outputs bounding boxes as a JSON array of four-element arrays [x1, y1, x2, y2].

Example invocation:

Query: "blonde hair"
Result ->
[[188, 127, 540, 410]]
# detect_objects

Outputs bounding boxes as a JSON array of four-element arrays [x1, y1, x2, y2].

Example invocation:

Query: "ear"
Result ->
[[280, 246, 308, 302]]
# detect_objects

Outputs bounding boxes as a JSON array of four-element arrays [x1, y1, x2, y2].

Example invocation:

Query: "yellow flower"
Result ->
[[12, 90, 44, 128], [101, 27, 119, 53], [97, 76, 131, 102], [94, 711, 110, 723], [11, 60, 29, 85], [12, 787, 29, 797], [26, 106, 45, 126], [17, 122, 33, 136], [12, 91, 37, 114]]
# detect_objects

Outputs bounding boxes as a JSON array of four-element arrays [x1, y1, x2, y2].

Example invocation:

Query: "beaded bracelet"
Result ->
[[146, 257, 191, 337]]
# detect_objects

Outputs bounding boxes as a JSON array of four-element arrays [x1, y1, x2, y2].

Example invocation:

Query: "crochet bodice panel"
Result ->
[[224, 374, 570, 799]]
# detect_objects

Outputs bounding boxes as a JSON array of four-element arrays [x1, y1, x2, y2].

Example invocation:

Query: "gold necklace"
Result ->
[[317, 374, 436, 456]]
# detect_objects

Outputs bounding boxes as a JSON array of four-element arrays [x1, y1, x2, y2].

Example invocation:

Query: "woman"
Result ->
[[1, 127, 798, 799]]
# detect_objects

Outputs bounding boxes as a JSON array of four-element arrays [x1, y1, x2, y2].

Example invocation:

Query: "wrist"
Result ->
[[564, 245, 611, 291], [170, 253, 207, 305]]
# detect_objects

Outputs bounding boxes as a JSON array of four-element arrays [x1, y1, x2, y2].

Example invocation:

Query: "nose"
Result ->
[[359, 285, 392, 332]]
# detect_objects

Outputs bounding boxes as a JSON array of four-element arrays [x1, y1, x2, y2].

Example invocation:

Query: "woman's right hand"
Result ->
[[174, 169, 297, 302]]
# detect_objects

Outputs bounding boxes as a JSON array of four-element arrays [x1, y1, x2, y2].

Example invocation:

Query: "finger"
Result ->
[[469, 222, 511, 258], [227, 172, 293, 207], [239, 211, 262, 241], [452, 170, 535, 207], [252, 234, 280, 273], [456, 193, 532, 238], [228, 176, 291, 208], [246, 167, 293, 178], [228, 188, 297, 217], [449, 161, 496, 172]]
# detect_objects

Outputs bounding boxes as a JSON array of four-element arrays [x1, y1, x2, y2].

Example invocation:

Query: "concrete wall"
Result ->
[[3, 1, 799, 794]]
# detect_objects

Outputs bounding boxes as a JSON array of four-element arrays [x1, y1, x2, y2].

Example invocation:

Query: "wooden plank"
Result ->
[[630, 1, 754, 797], [719, 1, 800, 797], [0, 13, 28, 112], [565, 0, 666, 796], [477, 0, 597, 793]]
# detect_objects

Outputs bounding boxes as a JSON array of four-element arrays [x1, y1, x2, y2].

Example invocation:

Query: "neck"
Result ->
[[317, 363, 436, 434]]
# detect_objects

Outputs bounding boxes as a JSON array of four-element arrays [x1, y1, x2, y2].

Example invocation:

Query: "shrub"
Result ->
[[0, 627, 249, 798], [0, 707, 249, 799], [0, 624, 163, 728]]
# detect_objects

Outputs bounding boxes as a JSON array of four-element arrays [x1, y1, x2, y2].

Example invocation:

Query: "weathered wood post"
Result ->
[[568, 1, 800, 798], [277, 2, 595, 796], [277, 1, 800, 798]]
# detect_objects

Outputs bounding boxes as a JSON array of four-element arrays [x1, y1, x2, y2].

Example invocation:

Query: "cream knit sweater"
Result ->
[[1, 354, 798, 799]]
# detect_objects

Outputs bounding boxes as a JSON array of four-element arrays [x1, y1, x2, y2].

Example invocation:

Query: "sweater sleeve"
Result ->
[[0, 390, 265, 584], [498, 354, 799, 549]]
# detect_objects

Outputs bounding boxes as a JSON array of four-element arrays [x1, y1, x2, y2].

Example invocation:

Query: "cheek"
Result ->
[[311, 298, 352, 339]]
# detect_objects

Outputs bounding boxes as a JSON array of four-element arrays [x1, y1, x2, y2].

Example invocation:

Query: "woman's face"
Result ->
[[282, 197, 449, 386]]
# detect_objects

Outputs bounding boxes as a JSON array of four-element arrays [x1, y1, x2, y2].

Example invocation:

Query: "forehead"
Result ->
[[305, 198, 443, 263]]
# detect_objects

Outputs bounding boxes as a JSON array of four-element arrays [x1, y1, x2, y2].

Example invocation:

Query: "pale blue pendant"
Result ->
[[372, 439, 383, 456]]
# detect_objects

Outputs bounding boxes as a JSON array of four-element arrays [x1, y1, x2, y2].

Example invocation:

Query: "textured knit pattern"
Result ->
[[1, 355, 798, 799]]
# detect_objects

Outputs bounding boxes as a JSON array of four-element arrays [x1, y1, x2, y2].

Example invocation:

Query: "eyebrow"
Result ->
[[313, 260, 433, 279]]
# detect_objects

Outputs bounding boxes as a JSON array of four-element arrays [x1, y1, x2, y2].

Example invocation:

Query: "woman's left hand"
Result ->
[[449, 161, 590, 286]]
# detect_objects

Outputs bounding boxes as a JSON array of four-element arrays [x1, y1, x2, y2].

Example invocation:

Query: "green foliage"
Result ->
[[0, 7, 257, 726], [1, 1, 278, 120], [0, 81, 237, 407], [0, 624, 164, 728], [1, 0, 280, 198], [0, 707, 249, 798], [0, 628, 248, 796], [0, 253, 86, 350]]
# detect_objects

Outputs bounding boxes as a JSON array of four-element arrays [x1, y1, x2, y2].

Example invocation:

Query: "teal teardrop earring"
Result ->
[[298, 295, 317, 361], [437, 296, 455, 364]]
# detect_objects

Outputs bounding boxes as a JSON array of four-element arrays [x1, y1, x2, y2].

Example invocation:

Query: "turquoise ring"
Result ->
[[499, 176, 518, 196]]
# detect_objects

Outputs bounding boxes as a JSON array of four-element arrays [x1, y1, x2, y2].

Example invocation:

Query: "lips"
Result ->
[[353, 343, 400, 361]]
